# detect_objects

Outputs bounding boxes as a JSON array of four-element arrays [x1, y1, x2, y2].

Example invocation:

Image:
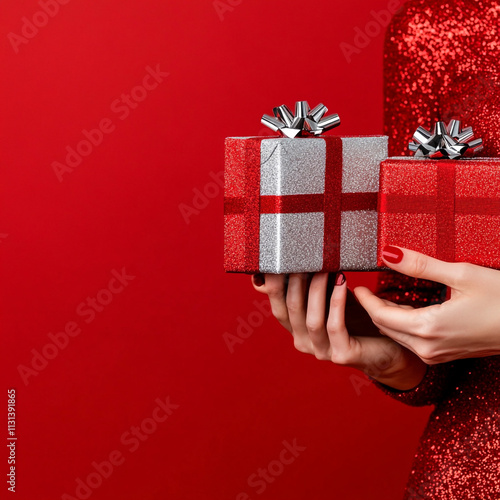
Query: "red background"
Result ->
[[0, 1, 433, 499]]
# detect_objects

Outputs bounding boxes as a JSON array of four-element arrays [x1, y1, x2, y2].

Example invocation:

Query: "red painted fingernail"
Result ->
[[335, 272, 346, 286], [382, 245, 404, 264], [252, 273, 265, 287]]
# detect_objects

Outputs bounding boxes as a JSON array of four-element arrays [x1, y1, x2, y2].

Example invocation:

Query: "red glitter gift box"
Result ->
[[224, 135, 388, 274], [378, 157, 500, 268]]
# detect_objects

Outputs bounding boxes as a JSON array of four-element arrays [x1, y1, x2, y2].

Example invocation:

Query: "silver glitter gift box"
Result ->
[[224, 135, 388, 274]]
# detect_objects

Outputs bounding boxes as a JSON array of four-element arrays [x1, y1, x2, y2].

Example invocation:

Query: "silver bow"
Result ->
[[261, 101, 341, 138], [409, 119, 483, 159]]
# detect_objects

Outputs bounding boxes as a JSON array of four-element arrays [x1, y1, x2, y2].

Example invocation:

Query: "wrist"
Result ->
[[370, 350, 428, 391]]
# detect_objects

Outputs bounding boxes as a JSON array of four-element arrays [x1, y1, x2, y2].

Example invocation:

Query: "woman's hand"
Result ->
[[355, 246, 500, 365], [252, 272, 427, 390]]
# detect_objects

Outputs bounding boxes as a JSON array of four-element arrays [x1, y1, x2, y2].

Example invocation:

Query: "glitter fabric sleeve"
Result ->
[[372, 362, 455, 407]]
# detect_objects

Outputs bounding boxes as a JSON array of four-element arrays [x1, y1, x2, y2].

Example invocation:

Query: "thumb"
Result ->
[[380, 245, 468, 289]]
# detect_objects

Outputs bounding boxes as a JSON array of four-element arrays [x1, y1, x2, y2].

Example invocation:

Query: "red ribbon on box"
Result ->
[[224, 136, 378, 273]]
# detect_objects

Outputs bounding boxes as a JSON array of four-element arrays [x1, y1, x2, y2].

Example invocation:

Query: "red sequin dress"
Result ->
[[374, 1, 500, 497], [373, 274, 500, 499]]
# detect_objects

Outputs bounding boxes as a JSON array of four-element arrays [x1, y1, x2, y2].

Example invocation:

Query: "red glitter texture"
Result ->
[[376, 1, 500, 498], [223, 137, 262, 272], [378, 158, 500, 268], [383, 0, 500, 157]]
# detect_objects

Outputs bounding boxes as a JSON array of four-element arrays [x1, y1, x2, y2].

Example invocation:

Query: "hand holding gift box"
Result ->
[[224, 101, 388, 274]]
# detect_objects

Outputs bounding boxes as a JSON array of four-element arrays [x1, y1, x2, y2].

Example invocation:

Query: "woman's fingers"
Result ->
[[251, 274, 292, 332], [380, 246, 475, 290], [286, 274, 313, 353], [344, 288, 384, 337], [354, 286, 428, 352], [354, 287, 416, 325], [305, 273, 330, 356], [371, 323, 418, 353], [250, 272, 413, 377], [326, 273, 355, 363], [251, 273, 267, 292]]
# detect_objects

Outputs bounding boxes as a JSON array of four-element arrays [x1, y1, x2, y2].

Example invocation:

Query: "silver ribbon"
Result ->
[[409, 119, 483, 159], [261, 101, 341, 138]]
